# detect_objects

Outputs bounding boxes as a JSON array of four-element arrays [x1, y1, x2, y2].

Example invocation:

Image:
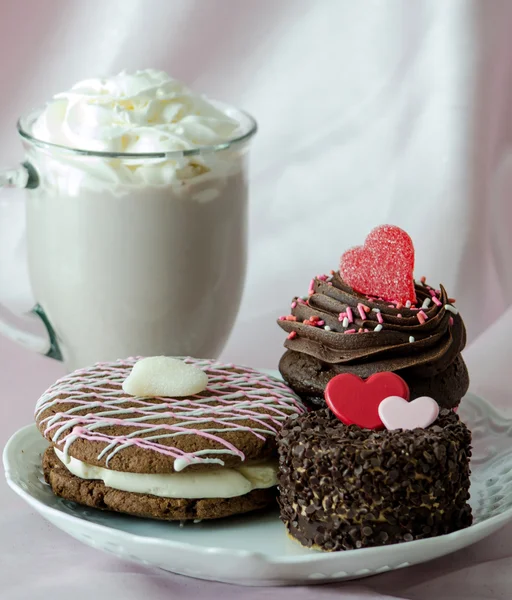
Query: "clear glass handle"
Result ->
[[0, 164, 62, 360], [0, 162, 38, 189]]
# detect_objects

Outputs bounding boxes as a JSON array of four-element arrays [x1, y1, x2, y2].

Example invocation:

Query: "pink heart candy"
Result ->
[[378, 396, 439, 431]]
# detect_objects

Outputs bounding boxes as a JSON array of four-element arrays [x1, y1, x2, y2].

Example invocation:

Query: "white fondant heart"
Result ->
[[122, 357, 208, 397], [378, 395, 439, 431]]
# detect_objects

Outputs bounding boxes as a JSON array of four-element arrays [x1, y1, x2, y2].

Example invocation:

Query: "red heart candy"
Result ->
[[325, 372, 410, 430], [339, 225, 417, 305]]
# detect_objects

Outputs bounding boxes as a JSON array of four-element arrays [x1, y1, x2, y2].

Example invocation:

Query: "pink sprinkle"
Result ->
[[432, 296, 442, 307], [279, 316, 286, 321], [449, 316, 454, 326], [287, 331, 297, 340], [338, 312, 347, 321], [327, 282, 333, 286], [363, 328, 370, 332], [436, 289, 441, 295], [419, 310, 428, 321], [357, 304, 367, 321], [397, 313, 402, 318], [388, 304, 395, 308], [395, 303, 403, 310], [344, 329, 356, 334], [297, 298, 307, 305], [346, 306, 354, 323], [410, 307, 419, 311], [317, 320, 325, 327], [376, 312, 384, 324], [285, 315, 297, 322], [310, 315, 320, 322], [429, 289, 437, 297], [317, 274, 328, 281], [417, 312, 426, 325], [291, 301, 297, 309], [308, 279, 316, 295]]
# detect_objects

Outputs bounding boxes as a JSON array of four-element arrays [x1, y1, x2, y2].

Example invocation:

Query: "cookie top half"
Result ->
[[35, 358, 306, 474]]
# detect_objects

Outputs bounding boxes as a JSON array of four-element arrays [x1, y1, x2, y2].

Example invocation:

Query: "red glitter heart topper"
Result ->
[[339, 225, 417, 305]]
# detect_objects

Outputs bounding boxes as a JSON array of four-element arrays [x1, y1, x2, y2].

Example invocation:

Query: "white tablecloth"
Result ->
[[2, 1, 512, 597]]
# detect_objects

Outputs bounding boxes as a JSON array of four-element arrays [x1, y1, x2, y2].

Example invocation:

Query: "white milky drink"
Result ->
[[0, 70, 257, 370]]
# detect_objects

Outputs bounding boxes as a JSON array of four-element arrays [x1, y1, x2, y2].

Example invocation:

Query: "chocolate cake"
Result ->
[[277, 408, 472, 551]]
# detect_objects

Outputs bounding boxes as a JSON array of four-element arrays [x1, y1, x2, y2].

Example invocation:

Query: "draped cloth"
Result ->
[[1, 1, 512, 598]]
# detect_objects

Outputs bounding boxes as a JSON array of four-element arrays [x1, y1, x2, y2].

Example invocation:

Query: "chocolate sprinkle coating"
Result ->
[[277, 408, 472, 551]]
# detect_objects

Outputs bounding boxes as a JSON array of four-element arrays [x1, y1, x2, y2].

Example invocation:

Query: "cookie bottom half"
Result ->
[[43, 447, 277, 521]]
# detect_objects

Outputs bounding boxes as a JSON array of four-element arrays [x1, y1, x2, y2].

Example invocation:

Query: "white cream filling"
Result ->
[[54, 448, 277, 499]]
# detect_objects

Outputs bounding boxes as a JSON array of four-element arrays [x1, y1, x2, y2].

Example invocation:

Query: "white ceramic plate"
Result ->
[[4, 392, 512, 586]]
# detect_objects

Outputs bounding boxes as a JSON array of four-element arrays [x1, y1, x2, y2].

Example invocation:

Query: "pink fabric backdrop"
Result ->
[[1, 1, 512, 598]]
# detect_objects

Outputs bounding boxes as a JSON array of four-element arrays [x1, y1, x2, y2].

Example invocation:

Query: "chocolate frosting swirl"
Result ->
[[277, 273, 466, 378]]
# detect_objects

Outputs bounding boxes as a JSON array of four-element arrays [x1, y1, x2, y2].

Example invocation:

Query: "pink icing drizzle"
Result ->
[[35, 358, 306, 470]]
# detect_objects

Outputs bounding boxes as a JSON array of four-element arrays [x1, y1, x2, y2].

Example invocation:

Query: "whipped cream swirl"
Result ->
[[32, 69, 241, 154]]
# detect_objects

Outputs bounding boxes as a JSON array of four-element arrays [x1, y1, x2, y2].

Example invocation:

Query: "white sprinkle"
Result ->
[[409, 336, 415, 343], [374, 324, 383, 332], [342, 317, 349, 328], [371, 308, 381, 313], [445, 304, 458, 315], [405, 300, 411, 308], [422, 298, 431, 309], [324, 326, 331, 331], [301, 296, 308, 301]]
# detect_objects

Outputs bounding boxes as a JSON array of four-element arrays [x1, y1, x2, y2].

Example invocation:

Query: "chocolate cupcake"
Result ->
[[36, 357, 306, 521], [277, 225, 469, 410], [277, 405, 473, 551]]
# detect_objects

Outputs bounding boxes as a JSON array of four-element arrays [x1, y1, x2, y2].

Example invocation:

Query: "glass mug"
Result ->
[[0, 106, 257, 371]]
